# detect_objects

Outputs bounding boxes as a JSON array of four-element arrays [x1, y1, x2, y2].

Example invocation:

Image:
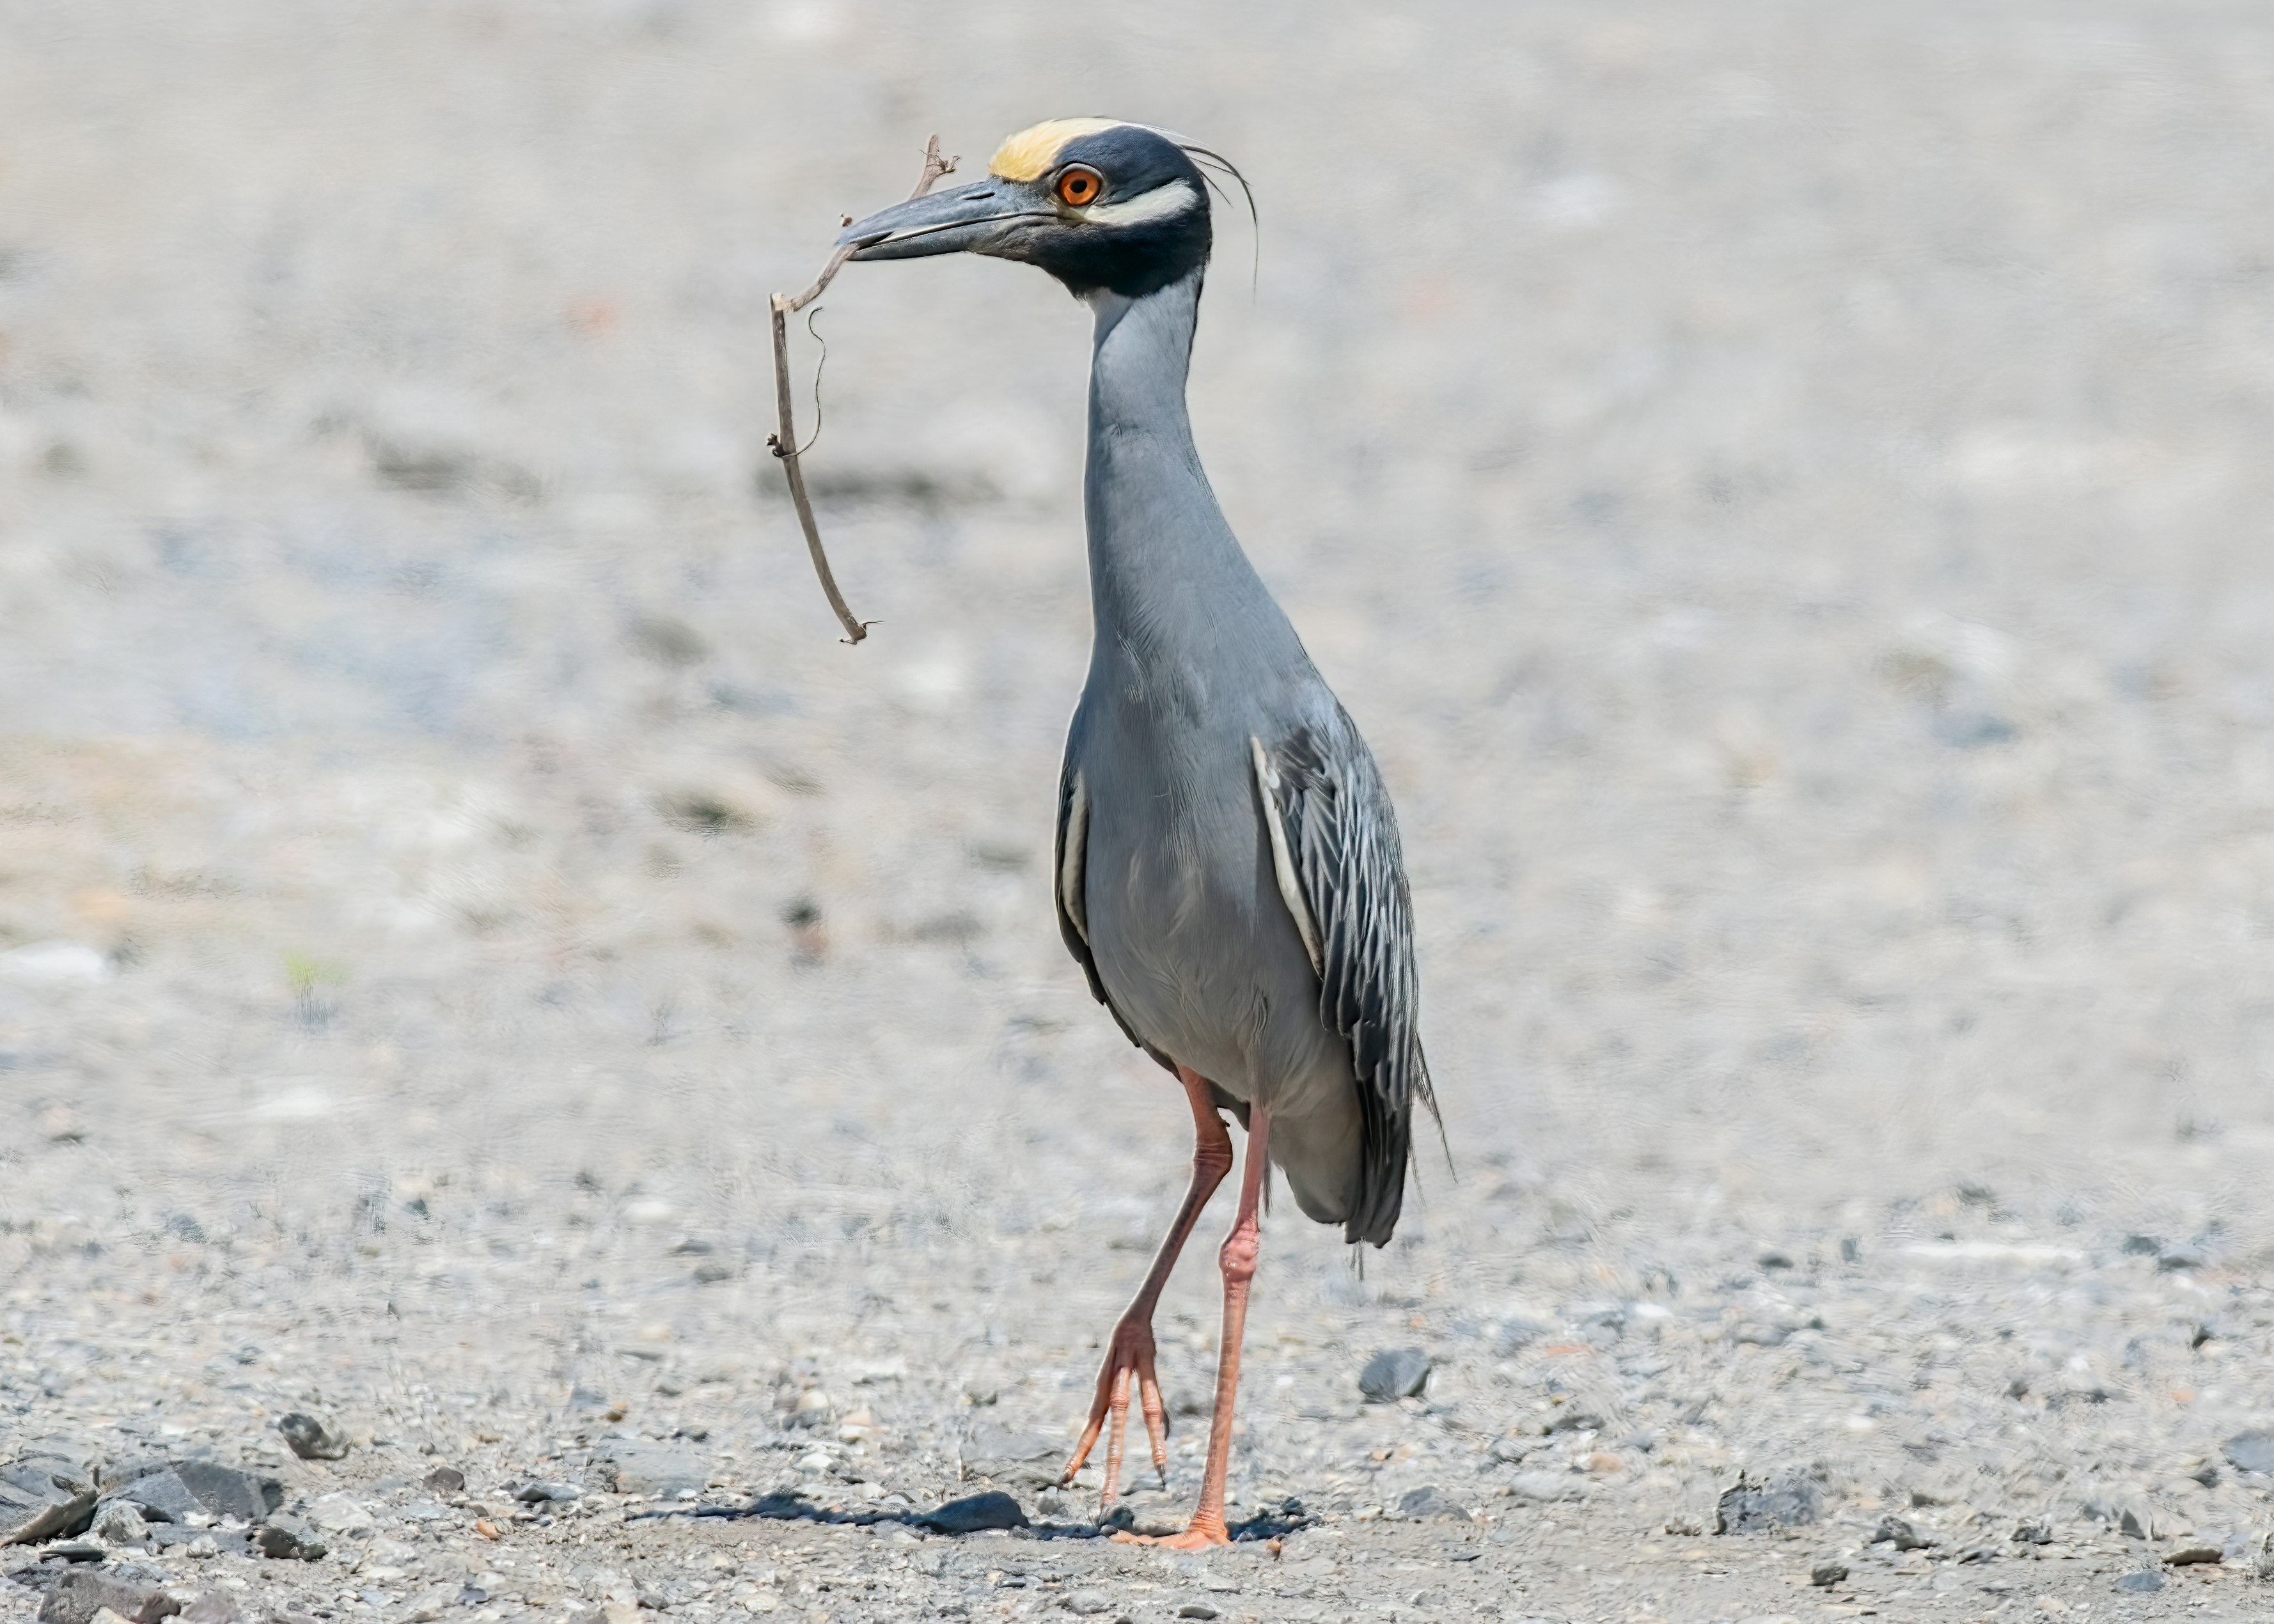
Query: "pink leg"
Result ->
[[1060, 1065, 1234, 1510], [1117, 1102, 1272, 1549]]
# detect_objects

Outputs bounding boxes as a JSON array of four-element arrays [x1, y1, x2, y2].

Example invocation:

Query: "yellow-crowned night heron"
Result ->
[[838, 119, 1436, 1549]]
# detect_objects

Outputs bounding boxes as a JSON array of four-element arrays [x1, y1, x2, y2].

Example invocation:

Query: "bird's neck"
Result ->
[[1086, 272, 1206, 450], [1081, 272, 1287, 661]]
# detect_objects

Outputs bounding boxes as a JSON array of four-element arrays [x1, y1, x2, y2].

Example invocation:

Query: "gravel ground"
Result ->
[[6, 2, 2274, 1621]]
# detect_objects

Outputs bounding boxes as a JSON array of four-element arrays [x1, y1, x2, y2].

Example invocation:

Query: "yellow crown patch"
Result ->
[[989, 118, 1125, 182]]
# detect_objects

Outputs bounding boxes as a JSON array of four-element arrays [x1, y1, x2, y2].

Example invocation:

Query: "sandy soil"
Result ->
[[4, 2, 2274, 1621]]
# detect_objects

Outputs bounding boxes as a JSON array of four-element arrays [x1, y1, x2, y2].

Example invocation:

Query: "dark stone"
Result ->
[[171, 1464, 280, 1525], [2165, 1544, 2222, 1566], [36, 1569, 184, 1624], [276, 1414, 349, 1463], [0, 1488, 97, 1548], [512, 1480, 581, 1504], [1715, 1471, 1824, 1534], [111, 1464, 279, 1528], [2014, 1520, 2053, 1545], [108, 1472, 198, 1525], [252, 1513, 326, 1561], [421, 1466, 466, 1495], [1811, 1562, 1849, 1587], [920, 1491, 1029, 1534], [1872, 1516, 1935, 1550], [1, 1448, 102, 1547], [149, 1527, 252, 1558], [1175, 1607, 1219, 1621], [2114, 1570, 2163, 1594], [1358, 1348, 1432, 1402], [2225, 1430, 2274, 1477], [1397, 1485, 1470, 1521]]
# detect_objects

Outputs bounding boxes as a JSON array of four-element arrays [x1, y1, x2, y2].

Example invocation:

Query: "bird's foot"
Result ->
[[1059, 1315, 1168, 1509], [1110, 1514, 1231, 1549]]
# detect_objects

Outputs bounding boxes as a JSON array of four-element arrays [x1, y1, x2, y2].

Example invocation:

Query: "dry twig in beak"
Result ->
[[769, 134, 957, 644]]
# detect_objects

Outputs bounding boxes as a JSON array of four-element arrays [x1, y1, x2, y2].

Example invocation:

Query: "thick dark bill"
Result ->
[[838, 183, 1047, 261]]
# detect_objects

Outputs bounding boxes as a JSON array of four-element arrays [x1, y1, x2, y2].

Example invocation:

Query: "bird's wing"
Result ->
[[1251, 712, 1438, 1245], [1055, 761, 1172, 1070]]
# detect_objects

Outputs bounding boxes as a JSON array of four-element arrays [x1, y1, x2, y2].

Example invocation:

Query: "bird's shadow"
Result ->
[[633, 1488, 1312, 1543]]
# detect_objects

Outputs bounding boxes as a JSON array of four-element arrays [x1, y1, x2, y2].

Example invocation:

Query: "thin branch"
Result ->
[[769, 134, 957, 644]]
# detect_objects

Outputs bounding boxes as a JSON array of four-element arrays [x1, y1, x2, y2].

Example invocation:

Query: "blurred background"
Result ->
[[3, 0, 2273, 1554]]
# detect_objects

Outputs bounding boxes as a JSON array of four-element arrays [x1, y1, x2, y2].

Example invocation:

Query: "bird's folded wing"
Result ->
[[1251, 715, 1437, 1244]]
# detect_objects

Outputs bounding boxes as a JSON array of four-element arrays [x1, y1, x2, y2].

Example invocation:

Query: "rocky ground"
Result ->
[[6, 1, 2274, 1621]]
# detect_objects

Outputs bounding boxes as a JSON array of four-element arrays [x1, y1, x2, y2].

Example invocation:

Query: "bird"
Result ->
[[836, 118, 1436, 1549]]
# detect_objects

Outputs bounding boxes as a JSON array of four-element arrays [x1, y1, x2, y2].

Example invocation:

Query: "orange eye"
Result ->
[[1055, 166, 1104, 207]]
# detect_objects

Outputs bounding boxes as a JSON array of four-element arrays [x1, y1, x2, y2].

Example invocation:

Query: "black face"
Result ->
[[840, 124, 1215, 301]]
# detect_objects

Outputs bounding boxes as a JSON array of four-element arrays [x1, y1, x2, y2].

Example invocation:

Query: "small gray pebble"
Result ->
[[1398, 1485, 1468, 1521], [512, 1480, 582, 1504], [2115, 1570, 2164, 1593], [1871, 1515, 1933, 1550], [252, 1513, 326, 1561], [920, 1491, 1028, 1534], [1812, 1561, 1849, 1587], [91, 1499, 151, 1549], [1358, 1348, 1432, 1402], [277, 1414, 350, 1462], [1717, 1470, 1823, 1533], [1060, 1590, 1113, 1616], [2225, 1430, 2274, 1478]]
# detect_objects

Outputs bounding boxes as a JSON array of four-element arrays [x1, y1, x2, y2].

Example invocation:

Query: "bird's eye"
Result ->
[[1055, 166, 1104, 207]]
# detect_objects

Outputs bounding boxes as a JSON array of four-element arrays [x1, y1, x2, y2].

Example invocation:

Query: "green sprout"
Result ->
[[283, 949, 347, 1024]]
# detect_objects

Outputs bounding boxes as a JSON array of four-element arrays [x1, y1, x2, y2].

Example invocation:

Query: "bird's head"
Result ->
[[838, 120, 1222, 299]]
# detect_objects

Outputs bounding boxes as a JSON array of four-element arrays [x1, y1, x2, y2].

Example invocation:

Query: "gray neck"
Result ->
[[1081, 274, 1294, 669]]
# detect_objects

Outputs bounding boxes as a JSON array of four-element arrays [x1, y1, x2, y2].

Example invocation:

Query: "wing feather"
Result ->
[[1257, 710, 1437, 1245]]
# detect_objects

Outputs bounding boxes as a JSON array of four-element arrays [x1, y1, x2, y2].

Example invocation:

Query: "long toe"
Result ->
[[1060, 1315, 1168, 1510]]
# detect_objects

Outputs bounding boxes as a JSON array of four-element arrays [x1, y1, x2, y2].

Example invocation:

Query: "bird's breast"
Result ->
[[1069, 714, 1336, 1104]]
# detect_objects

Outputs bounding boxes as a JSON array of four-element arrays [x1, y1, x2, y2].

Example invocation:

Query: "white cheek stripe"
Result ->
[[1083, 179, 1202, 228]]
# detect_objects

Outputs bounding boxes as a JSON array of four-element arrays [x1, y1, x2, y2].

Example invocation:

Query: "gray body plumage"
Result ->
[[1053, 275, 1432, 1245], [836, 120, 1435, 1249]]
